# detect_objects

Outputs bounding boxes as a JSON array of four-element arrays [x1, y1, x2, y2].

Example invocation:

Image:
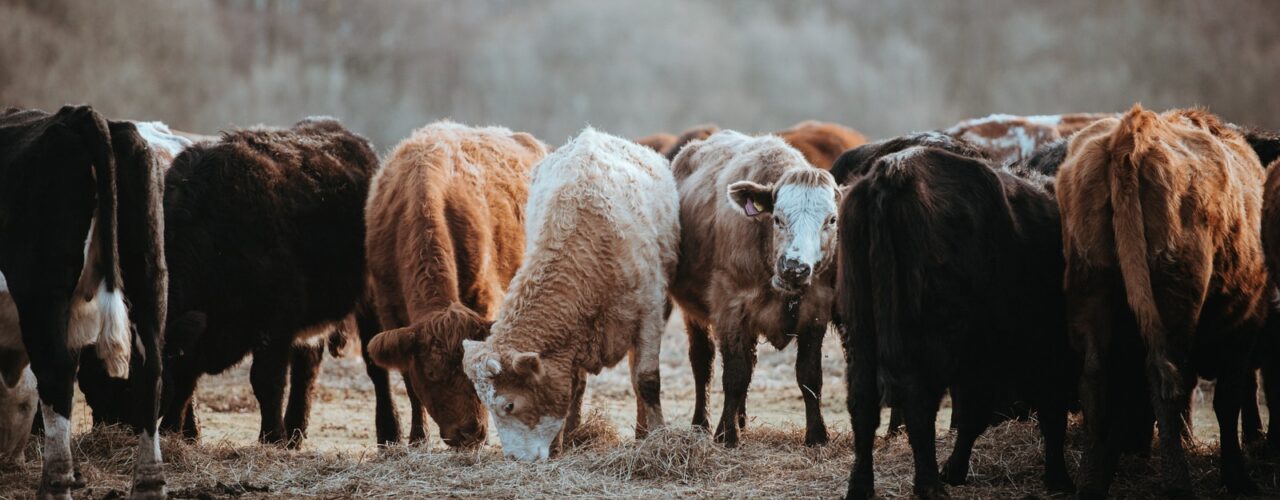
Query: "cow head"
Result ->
[[0, 364, 36, 463], [728, 168, 841, 294], [367, 303, 492, 448], [461, 339, 574, 461]]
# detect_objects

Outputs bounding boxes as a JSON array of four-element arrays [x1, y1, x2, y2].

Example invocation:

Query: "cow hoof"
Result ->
[[804, 427, 829, 447], [36, 477, 74, 500], [714, 427, 740, 448], [1074, 488, 1106, 500], [1221, 467, 1257, 495], [130, 477, 166, 500], [691, 417, 710, 432], [1043, 471, 1076, 493], [845, 481, 874, 500], [940, 459, 969, 486], [72, 466, 87, 489], [913, 482, 950, 500]]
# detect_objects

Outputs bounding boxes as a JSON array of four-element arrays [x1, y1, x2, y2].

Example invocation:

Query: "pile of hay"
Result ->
[[2, 414, 1278, 498]]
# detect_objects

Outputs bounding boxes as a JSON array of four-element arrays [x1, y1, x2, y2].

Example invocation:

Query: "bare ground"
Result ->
[[1, 312, 1278, 499]]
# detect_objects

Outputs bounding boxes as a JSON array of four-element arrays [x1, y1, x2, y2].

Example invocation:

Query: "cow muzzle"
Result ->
[[773, 258, 812, 292]]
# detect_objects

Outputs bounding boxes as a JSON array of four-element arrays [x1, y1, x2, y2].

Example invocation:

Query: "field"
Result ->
[[2, 312, 1279, 499]]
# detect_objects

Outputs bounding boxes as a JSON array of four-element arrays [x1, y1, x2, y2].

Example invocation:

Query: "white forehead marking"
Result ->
[[774, 184, 836, 218], [495, 414, 564, 461]]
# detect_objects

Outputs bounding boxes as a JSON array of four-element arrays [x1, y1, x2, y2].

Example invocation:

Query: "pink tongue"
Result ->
[[744, 200, 759, 216]]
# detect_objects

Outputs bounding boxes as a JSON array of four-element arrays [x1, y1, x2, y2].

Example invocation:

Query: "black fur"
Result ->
[[838, 136, 1076, 498]]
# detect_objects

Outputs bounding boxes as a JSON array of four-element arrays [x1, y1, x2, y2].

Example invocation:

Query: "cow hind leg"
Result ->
[[16, 293, 79, 500], [128, 314, 166, 499], [1264, 352, 1280, 453], [1036, 387, 1075, 493], [1241, 371, 1264, 445], [685, 317, 714, 431], [846, 349, 881, 500], [249, 341, 291, 445], [1215, 367, 1259, 494], [902, 386, 948, 500], [630, 307, 665, 438], [159, 366, 201, 442], [283, 341, 324, 449], [796, 325, 828, 446], [940, 383, 991, 486], [1146, 355, 1194, 498]]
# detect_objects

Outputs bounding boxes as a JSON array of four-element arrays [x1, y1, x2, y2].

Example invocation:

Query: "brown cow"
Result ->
[[463, 128, 679, 461], [946, 113, 1114, 166], [365, 122, 546, 448], [635, 132, 677, 154], [1058, 106, 1268, 497], [669, 130, 841, 447], [775, 120, 867, 169], [663, 123, 720, 160]]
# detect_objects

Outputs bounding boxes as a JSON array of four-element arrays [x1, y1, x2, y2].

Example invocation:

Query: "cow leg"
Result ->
[[846, 345, 880, 499], [940, 383, 990, 486], [16, 293, 78, 500], [714, 327, 756, 448], [685, 317, 714, 431], [1072, 278, 1120, 499], [249, 340, 291, 445], [902, 385, 947, 500], [159, 366, 200, 442], [1215, 367, 1259, 494], [1037, 384, 1075, 493], [796, 325, 828, 446], [887, 408, 904, 436], [358, 312, 402, 445], [1241, 371, 1263, 445], [403, 376, 428, 444], [564, 368, 587, 438], [630, 306, 665, 438], [283, 341, 324, 449], [1264, 349, 1280, 453]]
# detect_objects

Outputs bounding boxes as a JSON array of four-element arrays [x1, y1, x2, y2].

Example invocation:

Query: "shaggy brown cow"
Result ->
[[668, 130, 840, 447], [1253, 127, 1280, 453], [463, 128, 678, 461], [775, 120, 867, 169], [837, 134, 1075, 499], [945, 113, 1113, 166], [157, 117, 378, 449], [635, 132, 677, 154], [1058, 106, 1268, 497], [663, 123, 720, 160], [365, 122, 546, 448]]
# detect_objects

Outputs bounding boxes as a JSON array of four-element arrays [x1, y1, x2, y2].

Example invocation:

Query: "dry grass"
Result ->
[[1, 312, 1279, 498]]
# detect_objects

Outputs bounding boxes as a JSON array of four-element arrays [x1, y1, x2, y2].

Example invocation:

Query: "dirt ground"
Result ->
[[2, 311, 1279, 498]]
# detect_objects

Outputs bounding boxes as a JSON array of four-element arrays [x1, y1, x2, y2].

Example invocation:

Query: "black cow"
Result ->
[[155, 117, 377, 447], [0, 106, 167, 499], [837, 135, 1076, 499]]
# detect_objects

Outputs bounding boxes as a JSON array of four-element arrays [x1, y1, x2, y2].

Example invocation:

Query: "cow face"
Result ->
[[366, 304, 491, 448], [0, 364, 37, 463], [461, 339, 574, 461], [728, 169, 841, 294]]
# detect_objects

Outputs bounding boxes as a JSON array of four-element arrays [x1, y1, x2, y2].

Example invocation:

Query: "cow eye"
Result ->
[[827, 216, 836, 225], [503, 402, 515, 413]]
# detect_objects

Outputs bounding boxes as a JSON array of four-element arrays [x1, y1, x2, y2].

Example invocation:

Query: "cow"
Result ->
[[462, 128, 678, 461], [837, 134, 1076, 499], [364, 122, 546, 448], [667, 130, 840, 448], [635, 132, 677, 154], [1057, 106, 1268, 497], [0, 105, 168, 499], [156, 117, 378, 449], [1253, 127, 1280, 453], [0, 365, 36, 464], [663, 123, 720, 161], [775, 120, 867, 169], [945, 113, 1114, 167]]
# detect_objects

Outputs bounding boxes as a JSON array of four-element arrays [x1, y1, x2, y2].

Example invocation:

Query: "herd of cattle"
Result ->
[[1, 104, 1279, 499]]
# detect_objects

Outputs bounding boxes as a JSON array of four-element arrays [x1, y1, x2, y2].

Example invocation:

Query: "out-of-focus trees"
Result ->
[[3, 0, 1276, 150]]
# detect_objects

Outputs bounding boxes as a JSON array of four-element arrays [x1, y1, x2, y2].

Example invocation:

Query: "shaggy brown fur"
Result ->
[[365, 122, 546, 448], [635, 133, 677, 154], [463, 128, 679, 461], [1057, 105, 1268, 497], [774, 120, 867, 169], [663, 124, 720, 160], [668, 130, 841, 448], [946, 113, 1114, 166]]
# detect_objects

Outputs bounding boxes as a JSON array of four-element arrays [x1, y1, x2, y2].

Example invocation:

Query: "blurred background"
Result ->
[[2, 0, 1277, 151]]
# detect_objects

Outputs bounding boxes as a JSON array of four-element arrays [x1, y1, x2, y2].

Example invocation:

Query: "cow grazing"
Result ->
[[663, 123, 720, 160], [635, 132, 677, 154], [837, 134, 1075, 499], [0, 106, 168, 498], [462, 128, 678, 460], [1058, 106, 1268, 496], [157, 117, 378, 449], [775, 120, 867, 169], [945, 113, 1114, 167], [0, 365, 36, 464], [668, 130, 840, 447], [365, 122, 546, 447]]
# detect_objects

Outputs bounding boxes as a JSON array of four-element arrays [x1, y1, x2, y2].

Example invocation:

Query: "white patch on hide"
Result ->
[[133, 121, 192, 159], [135, 429, 162, 470], [40, 402, 73, 479], [68, 216, 131, 378], [773, 184, 837, 268], [0, 366, 36, 464], [494, 414, 564, 461]]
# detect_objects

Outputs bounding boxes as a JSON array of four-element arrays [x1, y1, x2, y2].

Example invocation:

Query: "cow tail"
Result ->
[[71, 106, 131, 378], [1109, 105, 1178, 399]]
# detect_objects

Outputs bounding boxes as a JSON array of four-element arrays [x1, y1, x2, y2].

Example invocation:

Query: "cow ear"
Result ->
[[511, 351, 542, 377], [727, 181, 774, 217], [1242, 128, 1280, 169], [367, 326, 422, 370]]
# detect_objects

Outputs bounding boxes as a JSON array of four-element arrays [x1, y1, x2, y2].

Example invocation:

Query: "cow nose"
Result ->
[[779, 259, 811, 282]]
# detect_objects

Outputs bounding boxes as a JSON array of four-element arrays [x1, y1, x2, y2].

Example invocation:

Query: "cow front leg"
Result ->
[[684, 317, 714, 431], [559, 368, 587, 452], [714, 328, 756, 448], [1215, 367, 1259, 494], [358, 310, 402, 445], [796, 324, 828, 446], [403, 376, 428, 444], [249, 341, 291, 445], [159, 366, 200, 442], [630, 306, 665, 438], [284, 341, 324, 449], [1264, 347, 1280, 453], [1240, 371, 1264, 446]]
